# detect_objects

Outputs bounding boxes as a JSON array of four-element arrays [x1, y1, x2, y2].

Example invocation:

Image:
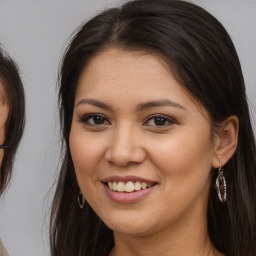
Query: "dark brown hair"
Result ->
[[0, 46, 25, 194], [50, 1, 256, 255]]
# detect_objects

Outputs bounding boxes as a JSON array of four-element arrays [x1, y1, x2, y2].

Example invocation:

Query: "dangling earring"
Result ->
[[216, 163, 227, 202], [78, 191, 86, 209]]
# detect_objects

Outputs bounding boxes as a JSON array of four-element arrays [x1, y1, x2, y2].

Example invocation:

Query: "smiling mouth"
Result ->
[[105, 181, 156, 193]]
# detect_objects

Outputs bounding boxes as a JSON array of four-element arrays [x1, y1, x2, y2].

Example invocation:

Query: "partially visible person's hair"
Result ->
[[0, 46, 25, 194], [50, 0, 256, 255]]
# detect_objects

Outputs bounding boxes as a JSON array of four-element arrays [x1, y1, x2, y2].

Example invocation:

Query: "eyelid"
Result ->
[[143, 114, 176, 126], [79, 113, 111, 125]]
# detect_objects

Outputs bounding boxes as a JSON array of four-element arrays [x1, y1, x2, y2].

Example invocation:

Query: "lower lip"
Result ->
[[103, 183, 156, 204]]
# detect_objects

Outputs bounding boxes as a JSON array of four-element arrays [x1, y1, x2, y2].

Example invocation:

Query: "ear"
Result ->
[[212, 115, 239, 168]]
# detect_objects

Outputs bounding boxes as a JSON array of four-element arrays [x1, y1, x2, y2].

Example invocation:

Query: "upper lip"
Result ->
[[101, 175, 157, 184]]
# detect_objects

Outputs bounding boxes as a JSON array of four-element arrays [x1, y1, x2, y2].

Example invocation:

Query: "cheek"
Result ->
[[149, 129, 213, 196], [69, 129, 110, 212], [155, 138, 212, 170], [69, 130, 106, 185]]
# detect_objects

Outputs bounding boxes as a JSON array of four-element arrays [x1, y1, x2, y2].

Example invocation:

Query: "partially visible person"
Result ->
[[0, 239, 8, 256], [0, 46, 25, 255]]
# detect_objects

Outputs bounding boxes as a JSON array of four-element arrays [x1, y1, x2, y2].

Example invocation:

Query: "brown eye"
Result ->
[[153, 116, 168, 126], [91, 116, 105, 125], [81, 114, 110, 126], [144, 114, 175, 127]]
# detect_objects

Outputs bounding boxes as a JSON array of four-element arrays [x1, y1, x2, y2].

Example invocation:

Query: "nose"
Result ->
[[105, 125, 146, 167]]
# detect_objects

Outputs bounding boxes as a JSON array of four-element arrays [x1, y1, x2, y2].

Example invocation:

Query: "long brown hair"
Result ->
[[0, 46, 25, 194], [50, 1, 256, 255]]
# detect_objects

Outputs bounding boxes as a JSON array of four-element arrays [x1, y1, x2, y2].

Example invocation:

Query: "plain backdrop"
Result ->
[[0, 1, 255, 255]]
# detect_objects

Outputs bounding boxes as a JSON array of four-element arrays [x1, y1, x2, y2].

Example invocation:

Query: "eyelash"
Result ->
[[80, 113, 110, 126], [79, 113, 176, 127], [143, 114, 176, 127]]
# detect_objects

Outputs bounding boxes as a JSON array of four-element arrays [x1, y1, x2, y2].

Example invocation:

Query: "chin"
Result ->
[[110, 223, 152, 237], [101, 211, 156, 236]]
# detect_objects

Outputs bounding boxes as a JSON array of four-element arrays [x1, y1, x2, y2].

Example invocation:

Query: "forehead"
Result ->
[[76, 48, 201, 108], [77, 48, 178, 96], [80, 48, 171, 80]]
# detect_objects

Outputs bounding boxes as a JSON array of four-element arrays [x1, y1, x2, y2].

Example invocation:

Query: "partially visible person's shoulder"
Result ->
[[0, 239, 9, 256]]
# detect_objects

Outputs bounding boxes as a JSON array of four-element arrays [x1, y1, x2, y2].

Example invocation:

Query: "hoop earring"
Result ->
[[216, 164, 227, 202], [78, 191, 86, 209]]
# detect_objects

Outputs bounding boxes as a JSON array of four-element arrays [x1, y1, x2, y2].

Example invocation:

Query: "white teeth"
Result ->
[[108, 182, 113, 190], [126, 181, 135, 192], [113, 181, 118, 191], [117, 181, 125, 192], [107, 181, 154, 193], [141, 182, 147, 189], [134, 181, 142, 190]]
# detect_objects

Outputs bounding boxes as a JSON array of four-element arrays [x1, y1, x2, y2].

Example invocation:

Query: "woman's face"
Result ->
[[0, 84, 9, 166], [70, 48, 217, 236]]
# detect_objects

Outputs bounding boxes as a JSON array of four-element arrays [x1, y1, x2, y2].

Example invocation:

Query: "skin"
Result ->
[[69, 48, 238, 256], [0, 83, 9, 167]]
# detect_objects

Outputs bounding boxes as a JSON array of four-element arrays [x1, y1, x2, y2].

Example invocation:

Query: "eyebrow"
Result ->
[[75, 98, 186, 111], [137, 99, 186, 111], [76, 98, 112, 110]]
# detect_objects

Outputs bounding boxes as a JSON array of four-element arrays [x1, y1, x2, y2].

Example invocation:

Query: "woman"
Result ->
[[0, 47, 25, 255], [50, 0, 256, 255]]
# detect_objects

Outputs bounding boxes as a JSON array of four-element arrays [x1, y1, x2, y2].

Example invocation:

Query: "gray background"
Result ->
[[0, 1, 255, 255]]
